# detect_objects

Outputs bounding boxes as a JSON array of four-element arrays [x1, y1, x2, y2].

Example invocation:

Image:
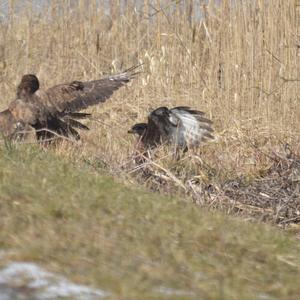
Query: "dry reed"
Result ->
[[0, 0, 299, 224]]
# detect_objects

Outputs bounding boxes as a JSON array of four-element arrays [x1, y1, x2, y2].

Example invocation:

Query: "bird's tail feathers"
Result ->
[[63, 118, 90, 131]]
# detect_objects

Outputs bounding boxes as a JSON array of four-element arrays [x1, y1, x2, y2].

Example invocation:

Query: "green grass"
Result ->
[[0, 145, 299, 300]]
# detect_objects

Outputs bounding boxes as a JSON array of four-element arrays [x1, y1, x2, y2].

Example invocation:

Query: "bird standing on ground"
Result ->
[[128, 106, 214, 153], [0, 66, 140, 142]]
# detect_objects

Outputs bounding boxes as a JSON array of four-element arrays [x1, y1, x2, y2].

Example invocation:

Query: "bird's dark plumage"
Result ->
[[129, 106, 214, 151], [0, 65, 140, 142]]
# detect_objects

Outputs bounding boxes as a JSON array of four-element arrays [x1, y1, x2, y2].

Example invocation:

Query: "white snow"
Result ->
[[154, 285, 195, 297], [0, 262, 109, 300]]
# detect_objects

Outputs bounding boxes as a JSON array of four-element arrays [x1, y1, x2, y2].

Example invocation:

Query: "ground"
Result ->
[[0, 145, 299, 299]]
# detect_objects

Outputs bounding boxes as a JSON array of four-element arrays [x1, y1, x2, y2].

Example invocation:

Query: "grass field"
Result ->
[[0, 145, 299, 299], [0, 0, 299, 298]]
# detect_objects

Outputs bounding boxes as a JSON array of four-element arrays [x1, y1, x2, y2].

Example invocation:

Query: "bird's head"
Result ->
[[16, 74, 40, 99], [128, 123, 148, 136]]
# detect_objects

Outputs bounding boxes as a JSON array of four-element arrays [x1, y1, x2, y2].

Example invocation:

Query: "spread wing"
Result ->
[[169, 107, 214, 148], [40, 65, 140, 115], [10, 65, 140, 126], [4, 65, 139, 142], [4, 66, 139, 141]]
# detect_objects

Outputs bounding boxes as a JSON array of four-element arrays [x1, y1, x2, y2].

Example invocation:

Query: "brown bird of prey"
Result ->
[[0, 66, 139, 142], [128, 106, 214, 152]]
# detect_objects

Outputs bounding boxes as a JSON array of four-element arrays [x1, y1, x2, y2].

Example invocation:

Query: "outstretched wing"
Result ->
[[15, 66, 140, 124], [43, 65, 140, 115], [170, 107, 214, 148], [8, 65, 140, 129]]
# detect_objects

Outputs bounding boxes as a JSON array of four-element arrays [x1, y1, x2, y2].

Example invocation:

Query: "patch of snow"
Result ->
[[257, 293, 276, 300], [154, 286, 195, 296], [0, 262, 109, 300]]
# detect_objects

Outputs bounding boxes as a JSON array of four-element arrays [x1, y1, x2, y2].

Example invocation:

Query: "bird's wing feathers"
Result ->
[[14, 66, 140, 127], [40, 66, 139, 116], [170, 107, 214, 148], [62, 116, 90, 131], [172, 106, 205, 116], [4, 66, 139, 140], [66, 112, 91, 119]]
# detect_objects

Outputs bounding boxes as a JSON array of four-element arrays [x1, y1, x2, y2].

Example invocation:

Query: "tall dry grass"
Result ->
[[0, 0, 299, 212]]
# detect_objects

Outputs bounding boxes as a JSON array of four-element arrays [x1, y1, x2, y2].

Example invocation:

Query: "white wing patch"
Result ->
[[170, 108, 214, 148]]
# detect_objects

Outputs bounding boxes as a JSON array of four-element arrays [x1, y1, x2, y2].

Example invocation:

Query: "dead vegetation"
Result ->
[[125, 142, 300, 227], [0, 0, 299, 228], [220, 145, 300, 224]]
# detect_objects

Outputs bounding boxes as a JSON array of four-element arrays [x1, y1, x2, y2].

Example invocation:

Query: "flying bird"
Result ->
[[128, 106, 214, 153], [0, 65, 140, 142]]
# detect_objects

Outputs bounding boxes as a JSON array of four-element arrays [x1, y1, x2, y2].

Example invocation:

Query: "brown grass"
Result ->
[[0, 0, 299, 225]]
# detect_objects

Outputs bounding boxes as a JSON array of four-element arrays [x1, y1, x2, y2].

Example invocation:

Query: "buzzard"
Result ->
[[128, 106, 214, 152], [0, 66, 139, 142]]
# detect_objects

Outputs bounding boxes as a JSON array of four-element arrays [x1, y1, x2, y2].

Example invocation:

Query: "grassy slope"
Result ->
[[0, 145, 299, 300]]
